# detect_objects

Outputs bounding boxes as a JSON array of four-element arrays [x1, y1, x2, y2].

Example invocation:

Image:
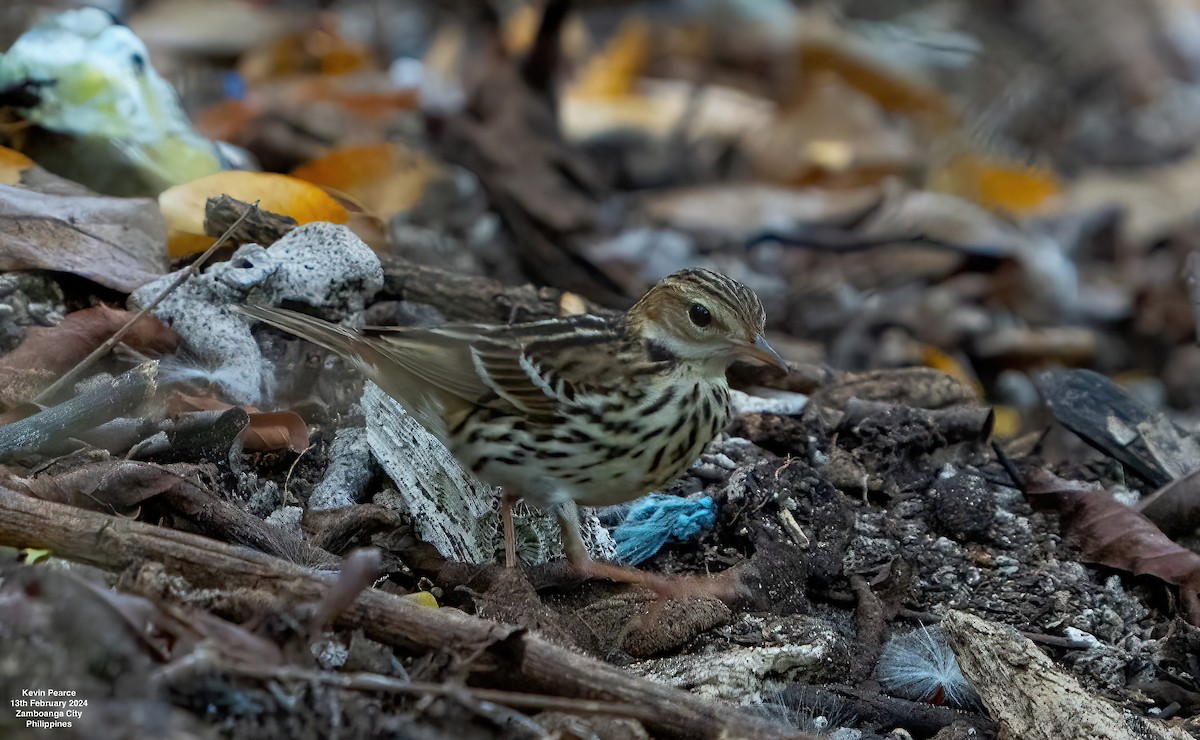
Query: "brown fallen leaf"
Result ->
[[0, 183, 167, 292], [1027, 469, 1200, 624], [0, 305, 180, 409], [1137, 467, 1200, 538], [167, 391, 309, 452], [241, 411, 310, 452], [5, 460, 189, 516]]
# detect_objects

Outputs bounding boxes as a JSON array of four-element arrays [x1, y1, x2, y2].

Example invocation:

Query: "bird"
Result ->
[[238, 268, 787, 593]]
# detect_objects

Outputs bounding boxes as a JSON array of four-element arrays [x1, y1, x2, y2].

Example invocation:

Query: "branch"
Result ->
[[0, 487, 804, 740]]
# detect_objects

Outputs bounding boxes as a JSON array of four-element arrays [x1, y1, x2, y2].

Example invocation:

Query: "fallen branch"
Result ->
[[942, 610, 1191, 740], [0, 486, 804, 740], [166, 660, 660, 724], [0, 361, 157, 462]]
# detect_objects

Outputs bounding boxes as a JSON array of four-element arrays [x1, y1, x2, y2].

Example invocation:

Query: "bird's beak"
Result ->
[[739, 334, 789, 372]]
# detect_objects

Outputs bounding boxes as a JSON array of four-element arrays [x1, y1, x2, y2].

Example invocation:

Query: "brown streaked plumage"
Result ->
[[238, 268, 786, 587]]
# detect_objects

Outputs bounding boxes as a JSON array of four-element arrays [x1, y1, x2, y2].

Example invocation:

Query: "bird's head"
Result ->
[[626, 268, 787, 373]]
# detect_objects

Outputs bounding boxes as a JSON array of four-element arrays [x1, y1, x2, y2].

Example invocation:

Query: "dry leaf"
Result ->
[[292, 143, 437, 220], [794, 39, 953, 126], [1036, 369, 1200, 488], [0, 146, 34, 185], [129, 0, 299, 58], [0, 184, 167, 292], [571, 17, 650, 98], [928, 151, 1060, 215], [642, 183, 881, 240], [166, 392, 309, 452], [748, 74, 917, 186], [1137, 467, 1200, 538], [239, 25, 375, 83], [1027, 470, 1200, 624], [8, 460, 190, 515], [920, 345, 982, 399], [501, 3, 589, 56], [1058, 136, 1200, 244], [561, 79, 775, 142], [241, 411, 310, 452], [0, 306, 180, 409], [159, 171, 348, 257]]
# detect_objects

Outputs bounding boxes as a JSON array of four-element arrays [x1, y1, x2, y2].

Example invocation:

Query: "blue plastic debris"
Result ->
[[611, 493, 716, 564]]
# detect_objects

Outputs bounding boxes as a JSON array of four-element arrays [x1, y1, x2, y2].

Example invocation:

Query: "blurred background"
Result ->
[[10, 0, 1185, 444]]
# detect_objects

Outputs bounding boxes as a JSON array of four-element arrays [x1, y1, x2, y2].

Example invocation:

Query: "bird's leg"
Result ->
[[553, 501, 741, 602], [501, 491, 517, 568]]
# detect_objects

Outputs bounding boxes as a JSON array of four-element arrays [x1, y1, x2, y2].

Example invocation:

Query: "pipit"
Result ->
[[239, 269, 786, 592]]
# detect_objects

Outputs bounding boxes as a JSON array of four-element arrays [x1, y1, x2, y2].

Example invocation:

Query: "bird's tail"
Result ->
[[236, 304, 371, 363], [236, 304, 451, 439]]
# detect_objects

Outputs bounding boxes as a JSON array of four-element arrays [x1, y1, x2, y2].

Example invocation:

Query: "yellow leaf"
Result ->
[[502, 5, 589, 57], [159, 171, 348, 258], [291, 143, 435, 220], [991, 406, 1021, 439], [403, 591, 439, 608], [572, 17, 651, 98], [0, 145, 34, 185], [921, 344, 983, 399]]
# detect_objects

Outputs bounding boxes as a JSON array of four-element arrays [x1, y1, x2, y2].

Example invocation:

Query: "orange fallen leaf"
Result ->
[[0, 146, 34, 185], [292, 143, 436, 220], [159, 171, 348, 258], [928, 152, 1060, 214]]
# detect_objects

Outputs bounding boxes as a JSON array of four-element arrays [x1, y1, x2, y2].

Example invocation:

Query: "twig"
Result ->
[[0, 362, 157, 462], [214, 663, 660, 723], [33, 202, 260, 405], [282, 443, 314, 506], [991, 441, 1026, 493]]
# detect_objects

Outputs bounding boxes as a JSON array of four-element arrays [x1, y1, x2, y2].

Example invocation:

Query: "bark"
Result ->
[[942, 610, 1191, 740]]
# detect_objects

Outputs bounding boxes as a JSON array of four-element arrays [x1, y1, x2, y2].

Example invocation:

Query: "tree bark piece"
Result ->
[[203, 195, 297, 246], [0, 486, 805, 740], [942, 610, 1191, 740]]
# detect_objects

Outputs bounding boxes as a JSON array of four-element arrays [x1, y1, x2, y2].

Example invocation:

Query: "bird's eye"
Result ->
[[688, 303, 712, 328]]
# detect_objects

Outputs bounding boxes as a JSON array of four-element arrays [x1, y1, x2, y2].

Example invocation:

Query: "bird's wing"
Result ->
[[424, 313, 626, 418], [240, 306, 628, 431]]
